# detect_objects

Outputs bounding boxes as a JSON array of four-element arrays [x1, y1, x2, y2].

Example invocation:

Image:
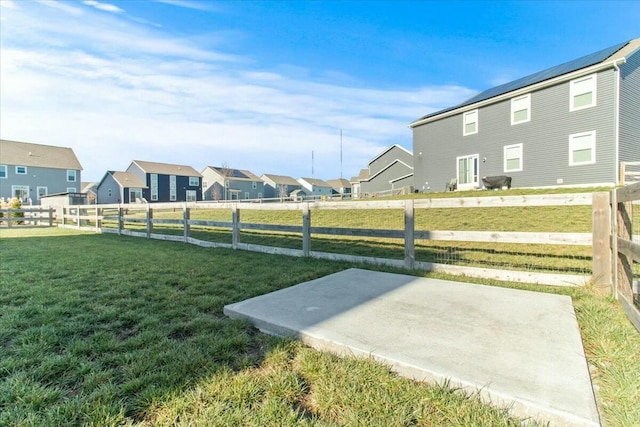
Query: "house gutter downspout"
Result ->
[[612, 58, 626, 185]]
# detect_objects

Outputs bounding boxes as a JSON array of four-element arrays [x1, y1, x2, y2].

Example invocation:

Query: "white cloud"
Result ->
[[153, 0, 220, 12], [83, 1, 123, 14], [0, 2, 473, 182]]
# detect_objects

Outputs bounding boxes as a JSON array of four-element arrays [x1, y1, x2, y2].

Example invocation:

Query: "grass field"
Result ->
[[1, 227, 639, 426]]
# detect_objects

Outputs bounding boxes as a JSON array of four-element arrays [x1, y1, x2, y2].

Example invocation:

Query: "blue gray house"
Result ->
[[96, 171, 148, 204], [126, 160, 202, 203], [202, 166, 264, 200], [411, 38, 640, 192], [0, 139, 83, 204]]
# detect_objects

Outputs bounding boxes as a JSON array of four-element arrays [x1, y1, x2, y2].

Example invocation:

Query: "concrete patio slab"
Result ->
[[224, 268, 599, 426]]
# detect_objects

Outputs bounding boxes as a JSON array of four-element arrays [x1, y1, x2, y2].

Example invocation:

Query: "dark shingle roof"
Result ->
[[412, 40, 631, 124]]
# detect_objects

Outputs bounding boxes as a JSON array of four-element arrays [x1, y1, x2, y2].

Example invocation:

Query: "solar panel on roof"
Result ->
[[413, 40, 629, 124]]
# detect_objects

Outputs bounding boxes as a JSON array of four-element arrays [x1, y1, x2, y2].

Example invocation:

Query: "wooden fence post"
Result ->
[[7, 208, 12, 228], [619, 161, 626, 186], [49, 207, 54, 227], [117, 206, 123, 235], [591, 192, 612, 292], [302, 203, 311, 256], [146, 205, 152, 239], [616, 200, 634, 302], [404, 199, 415, 270], [183, 206, 190, 243], [232, 204, 240, 249]]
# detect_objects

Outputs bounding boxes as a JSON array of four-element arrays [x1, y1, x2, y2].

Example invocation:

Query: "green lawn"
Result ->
[[1, 227, 638, 426]]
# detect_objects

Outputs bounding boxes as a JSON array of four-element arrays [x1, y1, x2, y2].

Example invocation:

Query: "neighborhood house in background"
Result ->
[[260, 174, 303, 200], [95, 160, 202, 204], [0, 139, 83, 205], [201, 166, 264, 201], [350, 144, 414, 197], [411, 38, 640, 192]]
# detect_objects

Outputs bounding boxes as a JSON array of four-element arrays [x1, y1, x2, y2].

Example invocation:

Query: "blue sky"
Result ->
[[1, 0, 638, 182]]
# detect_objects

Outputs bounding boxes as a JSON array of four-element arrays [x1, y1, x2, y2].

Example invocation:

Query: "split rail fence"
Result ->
[[0, 207, 55, 228], [60, 193, 599, 287]]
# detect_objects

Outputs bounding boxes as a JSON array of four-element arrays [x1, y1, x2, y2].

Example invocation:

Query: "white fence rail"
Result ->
[[59, 193, 595, 287]]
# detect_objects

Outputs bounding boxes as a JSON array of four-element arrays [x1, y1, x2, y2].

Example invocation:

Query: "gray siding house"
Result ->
[[261, 174, 302, 199], [0, 139, 83, 204], [96, 171, 148, 204], [351, 144, 414, 197], [411, 38, 640, 192], [126, 160, 202, 203], [202, 166, 264, 200]]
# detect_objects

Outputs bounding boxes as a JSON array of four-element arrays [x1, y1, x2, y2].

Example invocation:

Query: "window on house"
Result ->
[[186, 190, 197, 202], [569, 131, 596, 166], [12, 185, 29, 201], [457, 154, 479, 189], [170, 175, 177, 201], [463, 110, 478, 136], [258, 192, 262, 199], [16, 166, 27, 174], [108, 188, 112, 197], [252, 181, 257, 189], [37, 186, 48, 199], [202, 180, 208, 189], [511, 94, 531, 125], [189, 176, 199, 186], [67, 187, 77, 193], [570, 74, 597, 111], [67, 170, 77, 182], [504, 144, 523, 172], [245, 192, 250, 199], [0, 165, 7, 178], [150, 174, 158, 201]]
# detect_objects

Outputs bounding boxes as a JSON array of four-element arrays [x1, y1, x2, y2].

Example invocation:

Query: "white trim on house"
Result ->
[[409, 57, 627, 128], [504, 143, 524, 172], [456, 154, 480, 190], [0, 165, 7, 179], [368, 144, 412, 165], [463, 110, 478, 136], [360, 159, 413, 182], [189, 176, 199, 186], [511, 94, 531, 125], [569, 73, 597, 112], [37, 186, 48, 199], [15, 165, 27, 175], [389, 173, 414, 184], [568, 131, 596, 166], [67, 170, 77, 182]]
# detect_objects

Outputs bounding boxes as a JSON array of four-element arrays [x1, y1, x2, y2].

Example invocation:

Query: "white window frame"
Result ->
[[511, 94, 531, 125], [130, 188, 143, 203], [150, 174, 158, 201], [244, 192, 250, 199], [37, 186, 48, 199], [504, 143, 524, 172], [67, 170, 77, 182], [569, 131, 596, 166], [12, 185, 29, 201], [189, 176, 199, 186], [463, 110, 478, 136], [186, 190, 197, 202], [570, 73, 597, 112], [16, 165, 27, 175], [456, 154, 479, 190], [169, 175, 177, 201], [67, 187, 77, 193], [252, 181, 257, 189], [0, 165, 7, 179], [108, 188, 113, 197]]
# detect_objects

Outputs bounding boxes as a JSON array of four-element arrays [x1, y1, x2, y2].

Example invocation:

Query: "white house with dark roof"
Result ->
[[0, 139, 83, 204], [96, 171, 148, 204], [202, 166, 264, 200], [126, 160, 202, 203], [411, 38, 640, 192], [297, 177, 333, 197]]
